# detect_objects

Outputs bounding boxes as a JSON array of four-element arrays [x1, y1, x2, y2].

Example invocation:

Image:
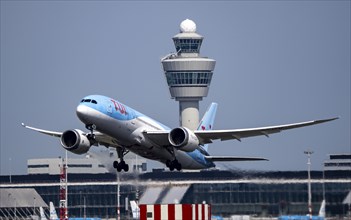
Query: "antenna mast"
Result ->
[[59, 152, 68, 220]]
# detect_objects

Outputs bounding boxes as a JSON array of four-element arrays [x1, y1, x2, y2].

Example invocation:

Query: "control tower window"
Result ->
[[173, 39, 202, 53], [166, 72, 213, 86]]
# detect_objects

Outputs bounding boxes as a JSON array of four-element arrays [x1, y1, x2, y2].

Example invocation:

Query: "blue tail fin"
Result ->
[[197, 103, 218, 151]]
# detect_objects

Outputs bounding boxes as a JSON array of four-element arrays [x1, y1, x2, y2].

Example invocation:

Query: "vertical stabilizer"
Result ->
[[39, 207, 48, 220], [49, 202, 58, 220], [318, 199, 326, 217], [197, 102, 218, 151], [130, 200, 140, 219]]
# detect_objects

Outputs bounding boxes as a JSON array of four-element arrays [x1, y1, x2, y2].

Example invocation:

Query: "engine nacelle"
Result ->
[[168, 127, 199, 152], [60, 129, 91, 154]]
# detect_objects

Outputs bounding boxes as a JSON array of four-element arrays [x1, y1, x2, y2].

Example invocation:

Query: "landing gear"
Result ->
[[113, 148, 129, 172], [85, 124, 96, 141], [166, 159, 182, 171], [113, 160, 129, 172], [165, 147, 182, 171], [85, 124, 96, 131]]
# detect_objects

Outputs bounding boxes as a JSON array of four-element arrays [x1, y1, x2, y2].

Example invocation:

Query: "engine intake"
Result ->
[[60, 129, 91, 154], [168, 127, 199, 152]]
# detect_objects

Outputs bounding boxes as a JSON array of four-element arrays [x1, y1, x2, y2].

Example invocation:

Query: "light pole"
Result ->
[[117, 173, 120, 220], [65, 150, 68, 219], [304, 150, 314, 220], [79, 191, 82, 217], [34, 197, 36, 216], [9, 157, 12, 183], [8, 193, 12, 219], [8, 193, 17, 219], [83, 196, 86, 219]]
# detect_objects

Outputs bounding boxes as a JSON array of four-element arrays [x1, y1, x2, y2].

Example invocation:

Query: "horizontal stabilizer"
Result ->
[[205, 156, 269, 162]]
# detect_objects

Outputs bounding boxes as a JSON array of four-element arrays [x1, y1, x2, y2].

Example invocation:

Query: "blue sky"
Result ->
[[1, 1, 350, 174]]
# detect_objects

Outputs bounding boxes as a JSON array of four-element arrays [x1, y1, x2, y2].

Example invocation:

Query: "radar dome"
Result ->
[[180, 19, 196, 33]]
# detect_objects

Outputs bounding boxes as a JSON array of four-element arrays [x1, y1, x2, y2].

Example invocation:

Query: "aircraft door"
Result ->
[[106, 101, 113, 115]]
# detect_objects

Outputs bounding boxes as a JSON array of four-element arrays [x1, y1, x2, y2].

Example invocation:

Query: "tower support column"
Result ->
[[179, 100, 199, 130]]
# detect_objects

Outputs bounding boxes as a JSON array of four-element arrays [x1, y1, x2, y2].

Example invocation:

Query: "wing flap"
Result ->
[[205, 156, 268, 162], [93, 132, 123, 148], [143, 130, 170, 146]]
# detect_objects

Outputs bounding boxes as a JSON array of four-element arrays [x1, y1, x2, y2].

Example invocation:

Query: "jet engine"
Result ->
[[60, 129, 91, 154], [168, 127, 199, 152]]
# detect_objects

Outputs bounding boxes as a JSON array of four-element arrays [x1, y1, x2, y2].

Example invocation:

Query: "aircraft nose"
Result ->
[[76, 104, 90, 123]]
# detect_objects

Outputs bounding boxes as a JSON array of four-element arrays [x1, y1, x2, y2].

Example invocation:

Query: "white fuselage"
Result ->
[[76, 103, 208, 169]]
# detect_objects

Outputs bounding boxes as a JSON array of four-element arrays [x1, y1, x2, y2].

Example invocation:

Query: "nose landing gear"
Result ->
[[85, 124, 96, 142]]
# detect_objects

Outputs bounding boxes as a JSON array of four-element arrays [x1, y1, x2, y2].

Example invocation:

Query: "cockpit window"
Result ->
[[81, 99, 98, 104]]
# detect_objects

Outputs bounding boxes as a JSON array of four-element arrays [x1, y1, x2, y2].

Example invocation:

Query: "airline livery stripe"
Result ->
[[154, 204, 161, 220], [168, 203, 175, 220], [140, 204, 146, 220], [175, 204, 182, 219], [161, 204, 168, 219], [139, 204, 211, 220], [182, 204, 192, 219]]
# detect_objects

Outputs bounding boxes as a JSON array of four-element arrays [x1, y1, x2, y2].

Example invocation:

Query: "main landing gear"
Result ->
[[166, 159, 182, 171], [113, 148, 129, 172], [166, 147, 182, 171]]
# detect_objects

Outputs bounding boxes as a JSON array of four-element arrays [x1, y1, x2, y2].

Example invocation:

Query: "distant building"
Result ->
[[324, 153, 351, 171], [27, 157, 108, 175], [3, 153, 348, 218], [0, 188, 47, 219], [1, 169, 350, 219], [27, 152, 147, 175]]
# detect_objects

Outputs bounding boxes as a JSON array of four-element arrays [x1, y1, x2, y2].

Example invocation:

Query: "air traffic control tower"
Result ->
[[161, 19, 216, 130]]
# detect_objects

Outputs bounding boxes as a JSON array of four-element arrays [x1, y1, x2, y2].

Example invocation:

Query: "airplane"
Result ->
[[49, 202, 58, 220], [278, 199, 326, 220], [33, 202, 57, 220], [22, 94, 337, 172], [39, 206, 48, 220]]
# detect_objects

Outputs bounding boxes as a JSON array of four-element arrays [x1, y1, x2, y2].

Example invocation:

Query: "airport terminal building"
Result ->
[[1, 155, 351, 219]]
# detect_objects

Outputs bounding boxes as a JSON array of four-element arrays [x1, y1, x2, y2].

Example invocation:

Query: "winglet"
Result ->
[[315, 117, 339, 124], [21, 123, 62, 137]]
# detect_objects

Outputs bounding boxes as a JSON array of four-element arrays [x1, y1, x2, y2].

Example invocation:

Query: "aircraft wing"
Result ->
[[144, 117, 338, 146], [22, 123, 121, 148], [204, 156, 268, 162], [194, 117, 338, 144]]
